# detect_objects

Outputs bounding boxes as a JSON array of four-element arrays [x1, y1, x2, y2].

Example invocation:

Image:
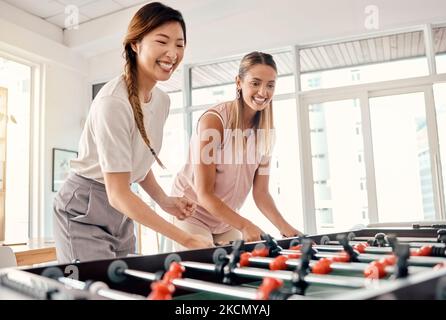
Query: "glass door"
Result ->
[[434, 82, 446, 220], [0, 56, 31, 244], [301, 86, 443, 233], [369, 89, 441, 222], [303, 97, 369, 234], [0, 87, 7, 241]]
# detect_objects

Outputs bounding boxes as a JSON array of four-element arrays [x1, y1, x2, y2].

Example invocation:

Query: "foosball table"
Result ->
[[1, 225, 446, 300]]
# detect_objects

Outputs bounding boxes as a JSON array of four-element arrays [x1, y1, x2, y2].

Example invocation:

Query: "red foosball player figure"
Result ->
[[148, 262, 185, 300]]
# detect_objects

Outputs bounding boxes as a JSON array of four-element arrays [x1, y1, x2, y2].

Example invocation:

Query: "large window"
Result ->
[[0, 56, 31, 243]]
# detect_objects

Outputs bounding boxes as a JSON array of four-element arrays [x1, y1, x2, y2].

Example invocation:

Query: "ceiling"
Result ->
[[3, 0, 148, 29]]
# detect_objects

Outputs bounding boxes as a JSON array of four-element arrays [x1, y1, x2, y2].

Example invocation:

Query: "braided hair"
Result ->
[[123, 2, 186, 168]]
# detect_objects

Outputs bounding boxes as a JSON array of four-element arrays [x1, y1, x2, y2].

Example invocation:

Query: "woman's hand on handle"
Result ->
[[184, 234, 214, 249], [280, 223, 304, 238], [240, 222, 264, 242]]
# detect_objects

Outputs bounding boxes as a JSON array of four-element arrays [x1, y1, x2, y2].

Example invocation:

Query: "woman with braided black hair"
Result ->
[[53, 2, 212, 264]]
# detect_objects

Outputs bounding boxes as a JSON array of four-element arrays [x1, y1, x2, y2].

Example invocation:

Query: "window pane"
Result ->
[[301, 57, 428, 91], [191, 74, 295, 106], [151, 113, 187, 194], [437, 54, 446, 74], [308, 99, 368, 233], [138, 112, 187, 203], [191, 51, 294, 105], [269, 99, 302, 230], [192, 83, 236, 106], [240, 99, 302, 236], [301, 31, 429, 91], [192, 109, 206, 131], [0, 57, 31, 243], [168, 91, 183, 109], [275, 75, 295, 95], [156, 68, 183, 109], [433, 27, 446, 74], [434, 83, 446, 211], [370, 92, 435, 222], [138, 112, 187, 254], [273, 51, 295, 95]]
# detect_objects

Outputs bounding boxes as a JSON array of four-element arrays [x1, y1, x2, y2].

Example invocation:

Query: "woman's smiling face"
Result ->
[[132, 21, 185, 82], [237, 64, 277, 112]]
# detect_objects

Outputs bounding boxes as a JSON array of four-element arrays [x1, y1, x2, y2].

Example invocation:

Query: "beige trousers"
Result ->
[[173, 218, 242, 251]]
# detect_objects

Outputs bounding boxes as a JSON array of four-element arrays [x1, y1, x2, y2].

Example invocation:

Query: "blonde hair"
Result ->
[[228, 51, 276, 158], [123, 2, 186, 169]]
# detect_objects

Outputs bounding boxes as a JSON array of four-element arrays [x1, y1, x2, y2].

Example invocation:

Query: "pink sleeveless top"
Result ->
[[172, 102, 270, 234]]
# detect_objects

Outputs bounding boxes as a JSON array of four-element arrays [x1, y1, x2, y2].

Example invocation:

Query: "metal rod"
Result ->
[[314, 245, 393, 254], [118, 264, 281, 300], [248, 256, 431, 274], [294, 244, 443, 253], [279, 250, 446, 266], [172, 278, 259, 300], [353, 253, 446, 266], [124, 269, 158, 282], [305, 274, 367, 288], [180, 261, 368, 289], [233, 267, 368, 288], [57, 277, 144, 300], [180, 261, 216, 272], [96, 288, 144, 300], [347, 237, 439, 243], [57, 277, 86, 290], [326, 240, 443, 247]]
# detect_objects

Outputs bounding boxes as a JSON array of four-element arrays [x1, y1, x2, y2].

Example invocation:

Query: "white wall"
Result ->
[[0, 6, 89, 238], [43, 65, 88, 237], [88, 48, 123, 84]]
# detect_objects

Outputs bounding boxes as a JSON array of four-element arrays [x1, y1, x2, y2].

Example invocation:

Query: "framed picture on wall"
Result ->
[[52, 148, 78, 192], [92, 82, 106, 100]]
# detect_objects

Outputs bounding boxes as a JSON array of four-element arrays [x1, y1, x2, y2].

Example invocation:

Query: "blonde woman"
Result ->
[[172, 52, 302, 250], [53, 2, 212, 264]]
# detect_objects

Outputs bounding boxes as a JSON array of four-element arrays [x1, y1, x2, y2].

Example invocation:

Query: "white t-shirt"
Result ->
[[71, 75, 170, 184]]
